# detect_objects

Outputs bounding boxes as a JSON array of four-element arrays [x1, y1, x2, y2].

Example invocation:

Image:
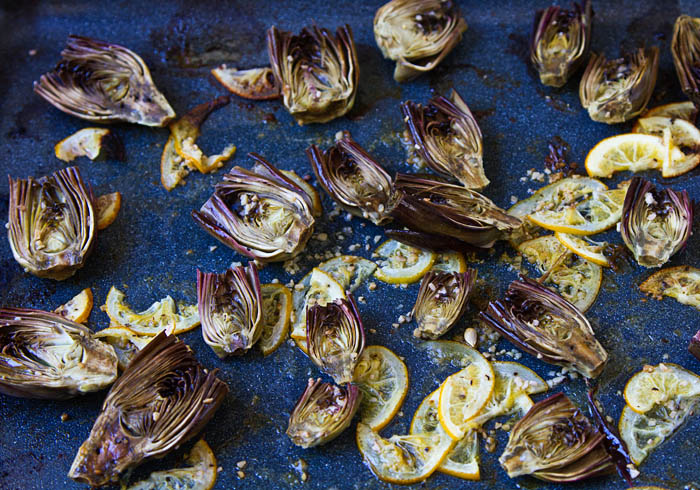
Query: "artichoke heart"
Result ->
[[402, 90, 488, 189], [0, 308, 117, 399], [672, 15, 700, 107], [481, 276, 608, 378], [307, 295, 365, 385], [7, 166, 96, 280], [198, 262, 263, 358], [192, 153, 317, 262], [287, 378, 361, 448], [620, 177, 693, 268], [412, 269, 476, 339], [306, 131, 399, 225], [579, 47, 659, 124], [267, 24, 359, 125], [374, 0, 467, 82], [530, 0, 593, 87], [34, 35, 175, 126], [68, 332, 227, 486]]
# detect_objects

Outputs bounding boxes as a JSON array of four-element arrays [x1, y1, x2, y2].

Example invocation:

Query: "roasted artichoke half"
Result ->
[[391, 173, 521, 249], [579, 47, 659, 124], [402, 90, 489, 189], [287, 378, 361, 448], [192, 153, 317, 262], [68, 332, 227, 487], [480, 276, 608, 378], [672, 15, 700, 107], [500, 393, 614, 482], [307, 296, 365, 385], [34, 35, 175, 126], [267, 24, 359, 125], [306, 132, 399, 225], [0, 307, 117, 399], [7, 166, 96, 280], [198, 262, 263, 358], [374, 0, 467, 82], [620, 177, 693, 268], [412, 269, 476, 339], [530, 0, 593, 87]]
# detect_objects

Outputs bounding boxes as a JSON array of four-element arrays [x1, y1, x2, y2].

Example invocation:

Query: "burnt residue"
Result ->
[[535, 86, 578, 114], [430, 62, 521, 93], [346, 43, 402, 121], [507, 32, 531, 65], [472, 108, 495, 121], [544, 136, 579, 176], [625, 2, 679, 48], [6, 100, 47, 140]]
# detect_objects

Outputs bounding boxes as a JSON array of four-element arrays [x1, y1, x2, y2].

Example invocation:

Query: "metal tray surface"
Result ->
[[0, 1, 699, 489]]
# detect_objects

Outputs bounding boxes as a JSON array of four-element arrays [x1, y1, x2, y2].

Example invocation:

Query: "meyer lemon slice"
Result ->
[[353, 345, 409, 431], [356, 422, 453, 484], [94, 326, 153, 370], [281, 170, 322, 218], [161, 136, 191, 191], [431, 251, 467, 273], [585, 133, 665, 178], [54, 127, 112, 162], [290, 268, 346, 341], [642, 101, 697, 121], [373, 239, 435, 284], [54, 288, 93, 324], [259, 283, 292, 356], [318, 255, 377, 292], [103, 286, 200, 336], [95, 192, 121, 230], [624, 363, 700, 414], [640, 265, 700, 310], [662, 124, 700, 177], [555, 231, 611, 267]]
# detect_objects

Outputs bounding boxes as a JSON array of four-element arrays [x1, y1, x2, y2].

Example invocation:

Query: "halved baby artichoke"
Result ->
[[579, 47, 659, 124], [306, 132, 399, 225], [287, 378, 361, 448], [0, 307, 118, 399], [68, 332, 227, 487], [267, 24, 358, 124], [620, 177, 692, 268], [7, 166, 96, 280], [500, 393, 614, 482], [374, 0, 467, 82], [307, 296, 365, 385], [198, 262, 263, 358], [481, 276, 608, 378], [672, 15, 700, 107], [192, 153, 318, 262], [391, 173, 521, 249], [34, 35, 175, 126], [530, 0, 593, 87], [402, 90, 488, 189], [411, 269, 476, 339]]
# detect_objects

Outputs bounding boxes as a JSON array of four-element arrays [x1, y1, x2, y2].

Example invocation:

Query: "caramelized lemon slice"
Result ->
[[555, 231, 611, 267], [95, 192, 121, 230], [623, 363, 700, 414], [374, 239, 435, 284], [642, 101, 697, 121], [585, 133, 665, 178], [431, 251, 467, 273], [55, 288, 93, 324], [259, 283, 292, 356], [640, 265, 700, 310], [290, 268, 346, 341]]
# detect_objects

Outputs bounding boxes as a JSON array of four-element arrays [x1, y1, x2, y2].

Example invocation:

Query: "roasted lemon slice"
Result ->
[[555, 232, 611, 267], [55, 288, 93, 324], [125, 439, 217, 490], [290, 268, 346, 341], [103, 286, 200, 336], [518, 235, 602, 311], [619, 399, 699, 465], [632, 116, 700, 177], [259, 283, 292, 356], [281, 170, 323, 218], [373, 239, 436, 284], [418, 340, 487, 368], [95, 192, 122, 231], [94, 326, 152, 370], [585, 133, 665, 178], [624, 363, 700, 414], [318, 255, 377, 292], [356, 422, 453, 484], [468, 361, 548, 429], [438, 346, 494, 440], [642, 101, 697, 121], [640, 266, 700, 310], [54, 127, 111, 162], [353, 345, 409, 431], [161, 136, 191, 190], [431, 251, 467, 273]]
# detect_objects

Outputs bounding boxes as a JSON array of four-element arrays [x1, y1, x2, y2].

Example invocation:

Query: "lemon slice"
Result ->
[[281, 170, 322, 218], [438, 346, 494, 440], [161, 136, 192, 190], [418, 340, 488, 369], [662, 124, 700, 177], [54, 288, 93, 324], [624, 363, 700, 414], [431, 251, 467, 273], [94, 326, 152, 370], [373, 239, 436, 284], [125, 439, 217, 490], [259, 283, 292, 356], [290, 268, 346, 341], [438, 429, 480, 480], [640, 265, 700, 310], [54, 127, 111, 162], [103, 286, 200, 336], [356, 422, 454, 484], [468, 361, 548, 429], [555, 231, 611, 267], [643, 101, 697, 121], [95, 192, 122, 230], [585, 133, 665, 178], [294, 337, 309, 355], [619, 399, 699, 465], [318, 255, 377, 292], [353, 345, 409, 431]]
